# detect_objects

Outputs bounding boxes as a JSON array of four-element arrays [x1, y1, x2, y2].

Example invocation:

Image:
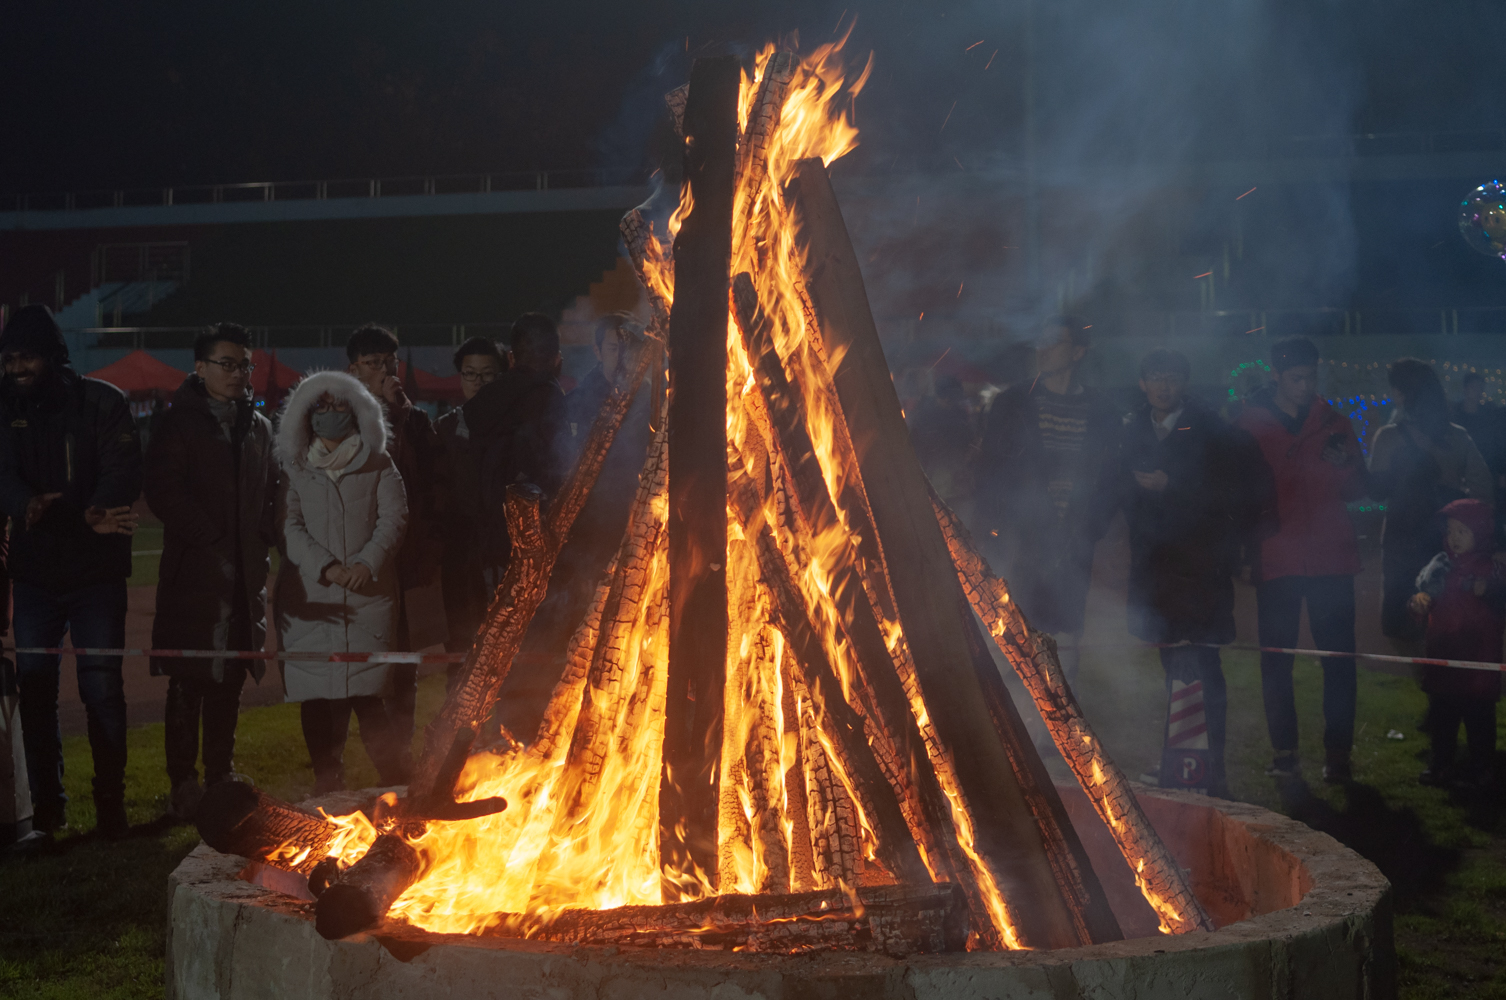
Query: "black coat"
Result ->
[[976, 381, 1120, 634], [434, 407, 489, 647], [144, 377, 278, 679], [0, 368, 141, 593], [1118, 397, 1252, 644]]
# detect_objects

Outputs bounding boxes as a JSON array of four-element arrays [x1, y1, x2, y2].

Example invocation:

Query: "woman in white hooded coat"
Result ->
[[275, 370, 409, 792]]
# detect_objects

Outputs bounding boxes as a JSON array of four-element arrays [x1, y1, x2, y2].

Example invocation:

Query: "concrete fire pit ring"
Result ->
[[166, 783, 1395, 999]]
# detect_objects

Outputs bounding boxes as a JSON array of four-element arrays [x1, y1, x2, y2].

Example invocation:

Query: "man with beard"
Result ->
[[346, 326, 446, 772], [145, 323, 278, 820], [0, 305, 140, 837]]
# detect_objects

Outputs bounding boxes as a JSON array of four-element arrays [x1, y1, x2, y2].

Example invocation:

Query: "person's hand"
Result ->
[[1321, 441, 1352, 468], [1475, 577, 1488, 597], [25, 492, 61, 528], [1409, 592, 1432, 615], [324, 562, 350, 587], [343, 562, 373, 591], [1133, 469, 1169, 492], [379, 375, 409, 408], [84, 505, 138, 536]]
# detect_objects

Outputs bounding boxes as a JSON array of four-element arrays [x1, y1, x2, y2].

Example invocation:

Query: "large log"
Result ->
[[930, 489, 1215, 935], [486, 882, 967, 957], [790, 157, 1091, 950], [660, 55, 738, 895], [193, 781, 339, 877]]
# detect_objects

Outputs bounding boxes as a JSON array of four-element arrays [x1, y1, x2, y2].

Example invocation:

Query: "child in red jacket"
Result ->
[[1409, 498, 1502, 789]]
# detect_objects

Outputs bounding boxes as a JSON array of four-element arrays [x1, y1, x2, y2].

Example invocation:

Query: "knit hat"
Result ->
[[0, 305, 69, 363], [1269, 336, 1319, 373], [1440, 498, 1494, 550]]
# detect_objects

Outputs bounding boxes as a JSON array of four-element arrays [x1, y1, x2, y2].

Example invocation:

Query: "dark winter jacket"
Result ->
[[1234, 387, 1365, 581], [1118, 396, 1256, 644], [975, 380, 1121, 634], [1415, 551, 1504, 701], [144, 376, 278, 681], [0, 368, 141, 593], [434, 406, 490, 648], [463, 367, 569, 568], [383, 399, 447, 650]]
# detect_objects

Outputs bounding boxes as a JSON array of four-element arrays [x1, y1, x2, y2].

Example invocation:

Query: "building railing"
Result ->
[[6, 168, 648, 214], [77, 324, 515, 351]]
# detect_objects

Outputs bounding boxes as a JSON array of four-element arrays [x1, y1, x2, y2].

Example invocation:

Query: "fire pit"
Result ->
[[170, 36, 1396, 999], [165, 783, 1394, 998]]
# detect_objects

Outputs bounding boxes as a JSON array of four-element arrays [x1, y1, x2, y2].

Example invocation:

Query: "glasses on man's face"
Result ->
[[459, 369, 498, 383], [312, 400, 352, 414], [205, 357, 255, 375]]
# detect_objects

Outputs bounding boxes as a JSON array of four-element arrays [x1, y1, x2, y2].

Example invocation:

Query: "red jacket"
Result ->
[[1236, 391, 1366, 580]]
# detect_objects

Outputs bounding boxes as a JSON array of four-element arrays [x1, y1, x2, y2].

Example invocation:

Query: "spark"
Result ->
[[834, 9, 847, 33], [931, 347, 952, 368], [1430, 240, 1445, 248], [953, 156, 964, 170], [956, 282, 964, 298], [1083, 324, 1092, 329], [1246, 326, 1265, 334], [1235, 186, 1257, 200], [984, 49, 998, 70], [1193, 272, 1212, 279], [965, 39, 985, 52], [940, 100, 957, 132], [918, 312, 925, 322]]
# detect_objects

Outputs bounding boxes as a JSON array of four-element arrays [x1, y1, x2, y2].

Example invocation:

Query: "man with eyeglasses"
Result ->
[[144, 323, 278, 820], [0, 305, 140, 838], [345, 326, 446, 764], [434, 337, 507, 678]]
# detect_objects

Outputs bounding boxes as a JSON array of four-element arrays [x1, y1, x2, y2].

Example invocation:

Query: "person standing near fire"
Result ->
[[433, 336, 507, 681], [0, 305, 140, 838], [345, 326, 447, 770], [977, 315, 1119, 685], [275, 370, 409, 794], [145, 323, 278, 821], [1235, 337, 1367, 784], [1117, 349, 1260, 799]]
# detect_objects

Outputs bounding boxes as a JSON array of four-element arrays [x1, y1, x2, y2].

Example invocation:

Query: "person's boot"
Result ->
[[168, 778, 204, 822], [94, 796, 129, 840], [1264, 751, 1301, 779], [31, 802, 68, 836], [1322, 748, 1353, 785]]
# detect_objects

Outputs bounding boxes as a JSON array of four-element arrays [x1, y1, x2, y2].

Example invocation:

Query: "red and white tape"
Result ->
[[1, 647, 466, 663]]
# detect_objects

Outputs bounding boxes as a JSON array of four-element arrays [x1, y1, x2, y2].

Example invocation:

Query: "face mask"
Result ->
[[311, 409, 355, 441]]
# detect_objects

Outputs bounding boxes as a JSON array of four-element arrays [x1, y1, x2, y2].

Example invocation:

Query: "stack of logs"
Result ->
[[195, 51, 1213, 954]]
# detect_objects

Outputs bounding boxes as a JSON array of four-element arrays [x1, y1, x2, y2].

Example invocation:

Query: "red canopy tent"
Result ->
[[398, 357, 463, 404], [251, 349, 302, 407], [86, 350, 188, 400]]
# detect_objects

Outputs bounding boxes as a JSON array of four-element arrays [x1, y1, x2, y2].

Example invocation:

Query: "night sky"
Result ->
[[4, 1, 1503, 196]]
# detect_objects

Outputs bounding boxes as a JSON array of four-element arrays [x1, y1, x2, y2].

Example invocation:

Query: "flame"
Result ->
[[275, 32, 1022, 951]]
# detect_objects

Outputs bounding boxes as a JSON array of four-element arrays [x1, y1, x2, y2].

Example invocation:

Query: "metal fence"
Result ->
[[81, 323, 514, 351]]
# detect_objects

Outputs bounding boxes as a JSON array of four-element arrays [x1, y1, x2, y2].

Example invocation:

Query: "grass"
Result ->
[[0, 649, 1500, 997], [128, 524, 163, 589]]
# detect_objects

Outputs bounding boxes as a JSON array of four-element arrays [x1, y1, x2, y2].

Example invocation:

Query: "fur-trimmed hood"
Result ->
[[276, 370, 387, 471]]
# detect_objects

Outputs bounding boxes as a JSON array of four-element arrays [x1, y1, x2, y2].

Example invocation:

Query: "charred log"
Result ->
[[193, 781, 339, 876], [315, 834, 425, 940]]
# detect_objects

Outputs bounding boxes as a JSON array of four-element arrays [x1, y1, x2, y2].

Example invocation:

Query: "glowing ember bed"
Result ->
[[165, 783, 1395, 1000]]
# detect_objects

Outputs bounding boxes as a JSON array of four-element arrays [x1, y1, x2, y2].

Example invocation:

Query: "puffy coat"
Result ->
[[0, 368, 141, 592], [274, 371, 408, 701], [144, 376, 278, 682], [1235, 388, 1365, 581], [1118, 397, 1258, 644]]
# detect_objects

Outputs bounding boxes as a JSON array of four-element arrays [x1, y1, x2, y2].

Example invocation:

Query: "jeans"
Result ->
[[299, 696, 405, 789], [14, 579, 128, 817], [164, 663, 246, 786], [1160, 644, 1227, 782], [1256, 574, 1357, 754]]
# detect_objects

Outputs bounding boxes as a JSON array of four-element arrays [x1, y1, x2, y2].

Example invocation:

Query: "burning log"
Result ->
[[194, 781, 339, 877], [529, 554, 616, 762], [930, 490, 1216, 935], [489, 882, 967, 957], [660, 54, 739, 895], [790, 157, 1103, 950], [315, 834, 425, 940]]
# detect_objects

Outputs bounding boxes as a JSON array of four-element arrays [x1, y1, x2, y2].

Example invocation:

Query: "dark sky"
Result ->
[[2, 0, 1500, 194]]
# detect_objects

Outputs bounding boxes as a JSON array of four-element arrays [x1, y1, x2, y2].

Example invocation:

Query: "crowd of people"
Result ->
[[0, 300, 1499, 841], [928, 317, 1501, 799], [0, 303, 642, 837]]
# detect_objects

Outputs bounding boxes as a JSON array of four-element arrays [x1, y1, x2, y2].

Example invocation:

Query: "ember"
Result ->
[[196, 34, 1208, 956]]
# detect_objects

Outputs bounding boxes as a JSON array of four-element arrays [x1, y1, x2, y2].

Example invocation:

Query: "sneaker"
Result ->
[[95, 799, 130, 840], [168, 779, 204, 822], [1322, 750, 1353, 785], [1265, 754, 1301, 779], [32, 806, 68, 836]]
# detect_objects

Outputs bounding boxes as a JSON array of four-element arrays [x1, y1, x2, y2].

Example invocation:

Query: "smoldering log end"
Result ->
[[194, 780, 263, 854]]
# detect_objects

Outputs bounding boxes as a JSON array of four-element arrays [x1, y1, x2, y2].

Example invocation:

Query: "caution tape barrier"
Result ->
[[0, 646, 466, 663]]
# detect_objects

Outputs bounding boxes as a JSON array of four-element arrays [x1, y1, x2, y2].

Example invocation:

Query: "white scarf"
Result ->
[[306, 434, 364, 482]]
